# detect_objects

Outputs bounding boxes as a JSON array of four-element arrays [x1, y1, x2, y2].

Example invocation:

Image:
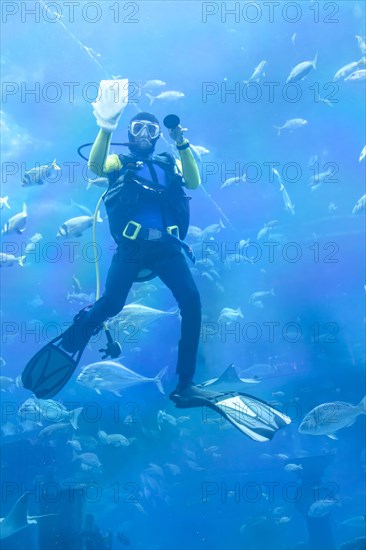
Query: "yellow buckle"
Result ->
[[167, 225, 180, 239], [122, 220, 141, 240]]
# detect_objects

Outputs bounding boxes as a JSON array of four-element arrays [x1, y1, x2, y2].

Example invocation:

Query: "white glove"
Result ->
[[92, 79, 129, 133]]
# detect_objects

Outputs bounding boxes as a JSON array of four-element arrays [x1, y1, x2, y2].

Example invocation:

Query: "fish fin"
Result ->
[[154, 366, 168, 395], [313, 52, 318, 68], [359, 395, 366, 413], [327, 434, 338, 440], [69, 407, 83, 430], [22, 202, 27, 214], [112, 390, 122, 397], [145, 93, 155, 106], [95, 389, 102, 395]]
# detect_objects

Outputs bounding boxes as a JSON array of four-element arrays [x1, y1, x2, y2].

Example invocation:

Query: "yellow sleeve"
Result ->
[[178, 140, 201, 190], [87, 129, 123, 176]]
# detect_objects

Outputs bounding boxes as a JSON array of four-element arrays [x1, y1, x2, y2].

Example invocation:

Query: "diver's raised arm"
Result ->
[[169, 125, 201, 190]]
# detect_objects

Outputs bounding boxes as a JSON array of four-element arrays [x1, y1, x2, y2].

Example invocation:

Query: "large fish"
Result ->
[[299, 396, 366, 437], [198, 364, 261, 390], [345, 69, 366, 82], [56, 211, 102, 238], [21, 159, 60, 187], [18, 398, 82, 429], [286, 53, 317, 83], [273, 119, 307, 136], [2, 203, 27, 235], [77, 361, 167, 396], [107, 303, 179, 332], [0, 253, 25, 267], [0, 493, 56, 540], [333, 57, 365, 80], [352, 194, 366, 214], [244, 60, 267, 84], [145, 91, 185, 105]]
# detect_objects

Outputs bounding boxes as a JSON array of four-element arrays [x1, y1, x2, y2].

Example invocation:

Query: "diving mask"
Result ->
[[129, 120, 161, 139]]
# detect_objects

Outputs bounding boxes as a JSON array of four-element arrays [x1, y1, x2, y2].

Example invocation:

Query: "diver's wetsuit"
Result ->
[[62, 127, 202, 387]]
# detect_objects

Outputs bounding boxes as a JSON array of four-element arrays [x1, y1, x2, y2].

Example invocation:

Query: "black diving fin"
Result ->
[[21, 326, 122, 400], [170, 389, 291, 442], [21, 333, 88, 400]]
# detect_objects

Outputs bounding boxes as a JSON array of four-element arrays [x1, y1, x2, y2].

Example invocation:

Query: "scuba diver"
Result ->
[[62, 108, 214, 403], [22, 81, 291, 441]]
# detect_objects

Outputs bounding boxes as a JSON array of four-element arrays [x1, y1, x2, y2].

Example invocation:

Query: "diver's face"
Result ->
[[133, 127, 153, 151]]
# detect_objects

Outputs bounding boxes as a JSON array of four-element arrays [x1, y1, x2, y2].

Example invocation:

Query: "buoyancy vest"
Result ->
[[103, 151, 191, 243]]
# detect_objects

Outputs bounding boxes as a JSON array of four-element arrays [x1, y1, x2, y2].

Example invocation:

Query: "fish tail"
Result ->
[[154, 366, 168, 395], [145, 93, 155, 106], [70, 407, 83, 430], [52, 159, 61, 171], [273, 125, 281, 136], [359, 395, 366, 413], [17, 255, 26, 267], [96, 210, 103, 222]]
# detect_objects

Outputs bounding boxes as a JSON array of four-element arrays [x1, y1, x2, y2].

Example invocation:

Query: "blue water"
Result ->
[[1, 1, 365, 549]]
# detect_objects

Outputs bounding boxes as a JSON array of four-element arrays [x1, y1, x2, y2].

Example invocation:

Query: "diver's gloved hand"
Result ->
[[92, 79, 128, 133], [168, 124, 188, 145]]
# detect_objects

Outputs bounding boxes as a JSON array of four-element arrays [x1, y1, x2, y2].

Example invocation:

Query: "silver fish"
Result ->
[[2, 203, 27, 235], [21, 159, 60, 187], [249, 289, 275, 303], [146, 91, 185, 105], [0, 253, 25, 267], [221, 175, 246, 189], [333, 57, 365, 80], [352, 194, 366, 214], [286, 53, 317, 83], [272, 168, 295, 214], [345, 69, 366, 82], [298, 396, 366, 437], [284, 463, 303, 472], [190, 144, 210, 161], [0, 196, 10, 209], [18, 398, 82, 429], [273, 119, 307, 136], [355, 35, 366, 54], [218, 307, 244, 323], [98, 430, 130, 447], [202, 219, 225, 240], [308, 499, 339, 517], [25, 233, 43, 255], [56, 211, 102, 238], [77, 361, 167, 396], [107, 303, 179, 332], [359, 145, 366, 162], [244, 60, 267, 84], [86, 177, 109, 190], [72, 274, 82, 292], [141, 80, 166, 90]]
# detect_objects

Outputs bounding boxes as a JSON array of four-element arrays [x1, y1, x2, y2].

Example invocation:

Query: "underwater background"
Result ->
[[1, 1, 365, 549]]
